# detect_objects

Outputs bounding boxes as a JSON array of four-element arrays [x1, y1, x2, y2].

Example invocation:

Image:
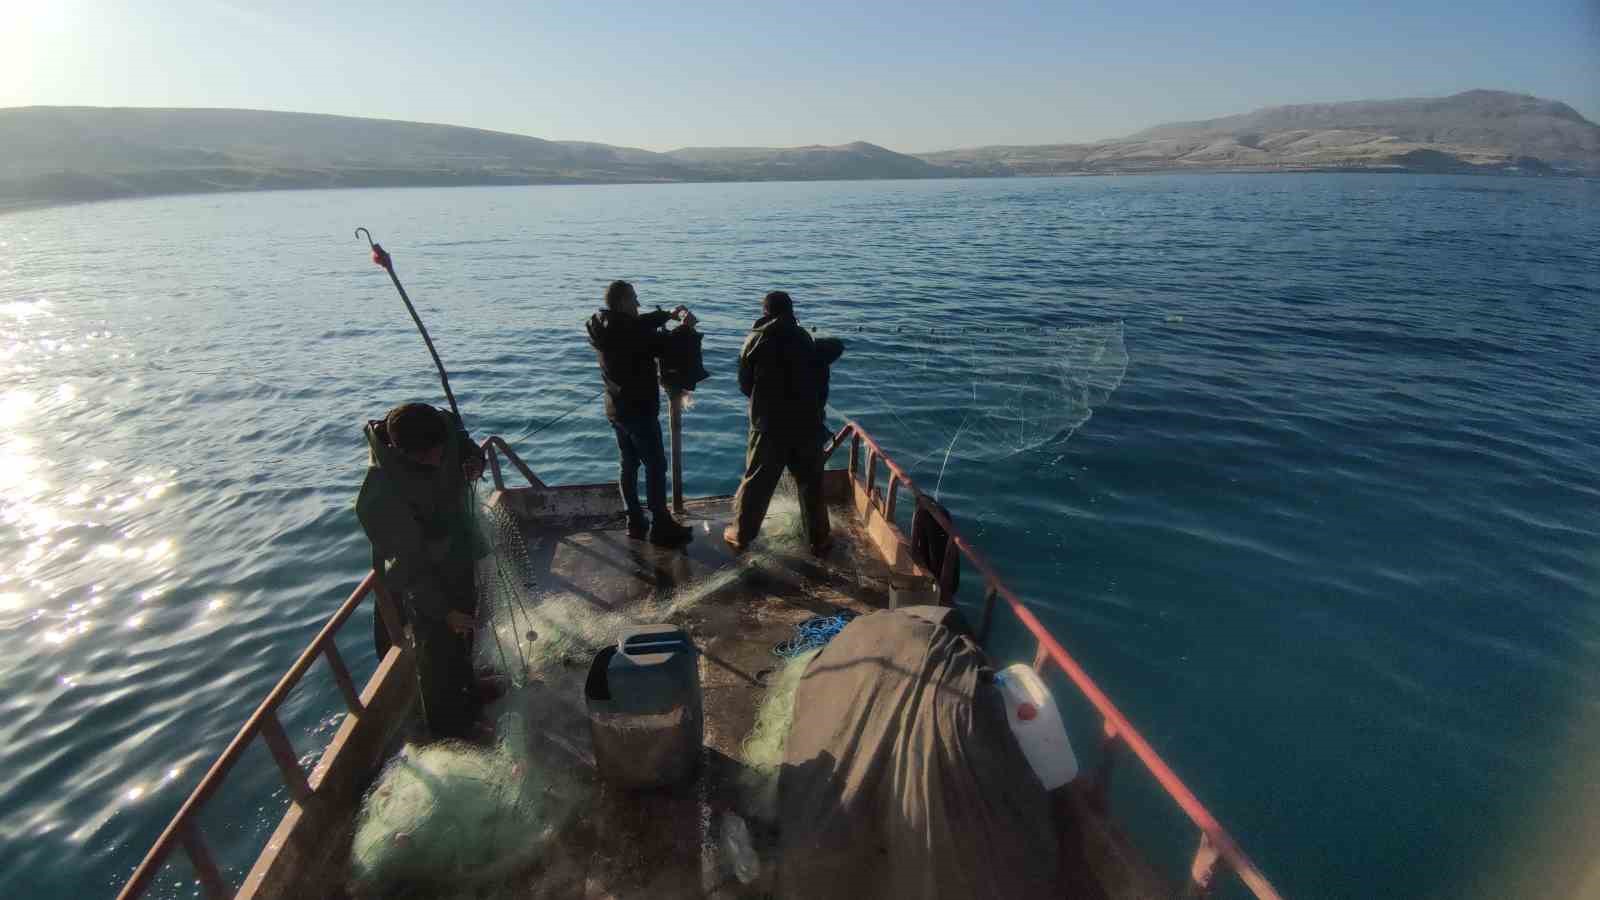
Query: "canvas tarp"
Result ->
[[777, 606, 1063, 899]]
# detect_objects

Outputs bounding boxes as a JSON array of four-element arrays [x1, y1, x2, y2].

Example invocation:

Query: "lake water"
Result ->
[[2, 175, 1597, 899]]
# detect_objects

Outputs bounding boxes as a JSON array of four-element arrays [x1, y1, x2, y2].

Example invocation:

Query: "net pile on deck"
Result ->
[[347, 487, 825, 895]]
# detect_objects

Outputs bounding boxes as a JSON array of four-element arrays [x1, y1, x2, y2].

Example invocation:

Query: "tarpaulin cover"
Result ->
[[777, 606, 1063, 899]]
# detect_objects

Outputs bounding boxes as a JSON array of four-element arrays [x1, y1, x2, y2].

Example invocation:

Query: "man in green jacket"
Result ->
[[724, 291, 843, 555], [356, 402, 486, 741]]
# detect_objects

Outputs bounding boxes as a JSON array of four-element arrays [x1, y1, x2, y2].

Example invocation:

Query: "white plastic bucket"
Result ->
[[996, 663, 1078, 789]]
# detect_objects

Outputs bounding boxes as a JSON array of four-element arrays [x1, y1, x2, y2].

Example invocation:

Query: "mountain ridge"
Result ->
[[922, 90, 1599, 177], [3, 90, 1595, 210]]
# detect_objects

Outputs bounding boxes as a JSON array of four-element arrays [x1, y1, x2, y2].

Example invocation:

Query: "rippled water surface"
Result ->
[[2, 175, 1597, 898]]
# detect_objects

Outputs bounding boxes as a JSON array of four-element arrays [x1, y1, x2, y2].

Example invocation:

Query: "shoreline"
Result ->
[[1, 165, 1582, 218]]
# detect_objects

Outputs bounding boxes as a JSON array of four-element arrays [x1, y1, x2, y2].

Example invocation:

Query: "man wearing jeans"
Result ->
[[586, 280, 695, 545]]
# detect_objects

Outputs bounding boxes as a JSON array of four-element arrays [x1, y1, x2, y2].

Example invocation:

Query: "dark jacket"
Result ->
[[354, 410, 482, 624], [587, 308, 673, 421], [814, 336, 845, 411], [738, 313, 842, 436]]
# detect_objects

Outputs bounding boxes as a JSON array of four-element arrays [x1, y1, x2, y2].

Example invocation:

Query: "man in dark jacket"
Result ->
[[586, 280, 695, 545], [356, 402, 486, 740], [724, 291, 843, 555]]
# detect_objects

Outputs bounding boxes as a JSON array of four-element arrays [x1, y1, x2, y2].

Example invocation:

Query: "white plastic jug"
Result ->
[[996, 663, 1078, 789]]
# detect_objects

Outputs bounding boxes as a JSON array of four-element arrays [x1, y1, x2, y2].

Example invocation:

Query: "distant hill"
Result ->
[[666, 142, 941, 179], [0, 106, 698, 208], [3, 90, 1596, 210], [919, 90, 1600, 177]]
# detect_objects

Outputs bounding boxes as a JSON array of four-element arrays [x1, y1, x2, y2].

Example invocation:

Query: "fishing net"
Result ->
[[349, 483, 827, 894], [470, 492, 819, 690], [349, 494, 599, 896], [347, 711, 585, 891], [837, 321, 1128, 467], [739, 648, 821, 824]]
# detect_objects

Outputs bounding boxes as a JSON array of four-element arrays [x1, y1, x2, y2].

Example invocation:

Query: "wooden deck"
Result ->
[[122, 423, 1270, 900], [470, 492, 900, 898], [267, 471, 1170, 900]]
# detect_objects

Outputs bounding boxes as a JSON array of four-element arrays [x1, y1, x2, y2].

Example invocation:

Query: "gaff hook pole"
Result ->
[[355, 227, 461, 421]]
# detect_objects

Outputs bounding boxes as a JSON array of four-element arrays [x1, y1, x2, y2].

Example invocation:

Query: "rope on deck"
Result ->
[[773, 611, 858, 658]]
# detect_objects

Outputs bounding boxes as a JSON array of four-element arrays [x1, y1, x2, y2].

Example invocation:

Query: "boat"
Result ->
[[114, 417, 1283, 899]]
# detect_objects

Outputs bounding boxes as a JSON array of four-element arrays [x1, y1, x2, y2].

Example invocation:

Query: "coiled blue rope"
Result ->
[[773, 611, 858, 658]]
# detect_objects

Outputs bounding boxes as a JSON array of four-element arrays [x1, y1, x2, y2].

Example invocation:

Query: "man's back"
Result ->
[[739, 313, 826, 435], [587, 308, 672, 420], [355, 411, 479, 623]]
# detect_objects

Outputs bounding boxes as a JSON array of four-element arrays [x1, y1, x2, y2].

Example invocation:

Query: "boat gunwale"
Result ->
[[114, 571, 410, 900], [826, 418, 1283, 900]]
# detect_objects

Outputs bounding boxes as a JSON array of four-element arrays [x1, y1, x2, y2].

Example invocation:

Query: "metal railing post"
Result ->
[[373, 580, 406, 652], [1184, 833, 1221, 898], [486, 441, 506, 491], [259, 711, 312, 803], [938, 533, 959, 605], [1089, 721, 1121, 815], [178, 821, 229, 900], [322, 644, 363, 715], [977, 582, 999, 642], [669, 391, 685, 516]]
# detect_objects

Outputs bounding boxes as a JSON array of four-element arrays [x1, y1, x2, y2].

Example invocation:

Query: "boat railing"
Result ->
[[121, 422, 1280, 899], [825, 419, 1283, 900], [115, 572, 408, 900], [483, 434, 548, 492]]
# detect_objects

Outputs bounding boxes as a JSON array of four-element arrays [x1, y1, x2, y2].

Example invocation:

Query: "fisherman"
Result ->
[[356, 402, 486, 741], [587, 280, 697, 545], [724, 291, 842, 555]]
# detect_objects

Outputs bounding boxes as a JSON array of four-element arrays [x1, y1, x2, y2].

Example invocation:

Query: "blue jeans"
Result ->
[[612, 414, 669, 523]]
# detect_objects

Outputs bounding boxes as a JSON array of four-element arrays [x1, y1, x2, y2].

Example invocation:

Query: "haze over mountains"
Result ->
[[2, 90, 1595, 210]]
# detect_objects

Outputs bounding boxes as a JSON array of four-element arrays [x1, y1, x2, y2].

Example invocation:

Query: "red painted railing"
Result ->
[[827, 420, 1283, 900], [115, 572, 406, 900]]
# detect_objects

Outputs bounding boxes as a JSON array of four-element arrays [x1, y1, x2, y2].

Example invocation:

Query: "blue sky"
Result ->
[[5, 0, 1598, 151]]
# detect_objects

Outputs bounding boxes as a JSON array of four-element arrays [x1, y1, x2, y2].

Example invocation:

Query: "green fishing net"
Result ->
[[348, 711, 583, 891], [348, 482, 825, 894], [739, 648, 820, 824]]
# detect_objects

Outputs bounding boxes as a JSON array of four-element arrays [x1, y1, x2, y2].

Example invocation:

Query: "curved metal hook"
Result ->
[[354, 227, 375, 248]]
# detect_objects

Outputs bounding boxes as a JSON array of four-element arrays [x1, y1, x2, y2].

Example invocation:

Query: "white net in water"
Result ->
[[840, 321, 1128, 464]]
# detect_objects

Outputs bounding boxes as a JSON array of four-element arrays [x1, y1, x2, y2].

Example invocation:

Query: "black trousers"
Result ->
[[412, 617, 477, 740], [373, 560, 479, 740], [730, 429, 830, 547]]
